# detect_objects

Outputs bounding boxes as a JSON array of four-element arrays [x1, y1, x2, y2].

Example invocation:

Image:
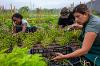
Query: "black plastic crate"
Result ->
[[30, 46, 81, 66], [30, 46, 73, 56]]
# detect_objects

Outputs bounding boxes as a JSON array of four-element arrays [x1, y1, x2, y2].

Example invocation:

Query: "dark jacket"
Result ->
[[58, 13, 75, 28]]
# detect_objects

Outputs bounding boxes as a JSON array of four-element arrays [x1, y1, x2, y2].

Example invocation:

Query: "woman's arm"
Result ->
[[53, 32, 97, 60], [22, 23, 27, 32]]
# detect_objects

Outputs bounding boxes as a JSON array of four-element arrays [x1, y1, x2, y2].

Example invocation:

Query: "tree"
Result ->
[[18, 6, 30, 18], [18, 6, 30, 13]]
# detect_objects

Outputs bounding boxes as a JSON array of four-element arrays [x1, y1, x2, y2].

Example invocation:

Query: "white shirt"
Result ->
[[22, 19, 30, 27]]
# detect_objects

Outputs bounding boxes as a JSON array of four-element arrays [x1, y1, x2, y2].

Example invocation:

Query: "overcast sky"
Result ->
[[0, 0, 91, 9]]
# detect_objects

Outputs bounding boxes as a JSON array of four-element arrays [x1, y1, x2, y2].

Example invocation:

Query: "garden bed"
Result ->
[[30, 44, 81, 66]]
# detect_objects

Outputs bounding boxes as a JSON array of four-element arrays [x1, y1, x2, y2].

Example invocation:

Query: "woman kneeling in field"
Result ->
[[12, 13, 37, 33]]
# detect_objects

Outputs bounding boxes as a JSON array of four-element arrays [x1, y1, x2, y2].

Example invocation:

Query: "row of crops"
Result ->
[[0, 15, 82, 66]]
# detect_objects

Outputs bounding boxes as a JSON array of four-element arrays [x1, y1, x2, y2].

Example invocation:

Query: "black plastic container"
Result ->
[[30, 45, 81, 66]]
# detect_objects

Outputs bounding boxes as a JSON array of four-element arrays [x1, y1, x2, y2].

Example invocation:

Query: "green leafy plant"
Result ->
[[0, 32, 17, 51], [0, 47, 47, 66]]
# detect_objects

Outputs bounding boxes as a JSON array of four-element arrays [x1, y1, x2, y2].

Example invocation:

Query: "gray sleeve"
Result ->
[[85, 23, 100, 34]]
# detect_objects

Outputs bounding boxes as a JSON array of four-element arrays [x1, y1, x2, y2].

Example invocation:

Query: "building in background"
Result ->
[[87, 0, 100, 13]]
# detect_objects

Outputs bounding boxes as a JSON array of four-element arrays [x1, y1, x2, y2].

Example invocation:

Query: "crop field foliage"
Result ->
[[0, 9, 90, 66]]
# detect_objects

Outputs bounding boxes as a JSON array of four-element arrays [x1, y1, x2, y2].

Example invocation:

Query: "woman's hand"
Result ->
[[52, 53, 65, 61], [68, 23, 83, 30], [72, 23, 82, 27], [22, 24, 27, 32]]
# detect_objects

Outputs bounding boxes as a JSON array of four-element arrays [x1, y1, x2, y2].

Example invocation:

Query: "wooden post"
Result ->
[[10, 4, 13, 14], [13, 6, 16, 13]]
